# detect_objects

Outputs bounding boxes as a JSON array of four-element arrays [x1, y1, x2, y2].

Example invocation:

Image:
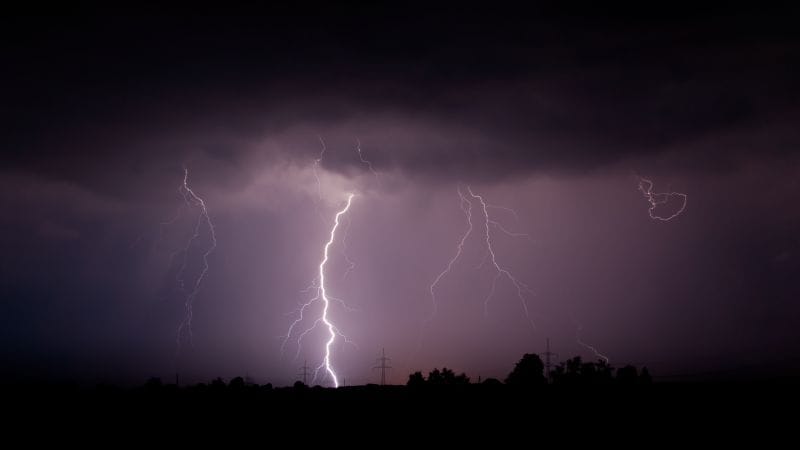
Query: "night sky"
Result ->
[[2, 4, 799, 386]]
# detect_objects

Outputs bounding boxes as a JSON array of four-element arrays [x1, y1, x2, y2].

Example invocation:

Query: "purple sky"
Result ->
[[1, 6, 799, 385]]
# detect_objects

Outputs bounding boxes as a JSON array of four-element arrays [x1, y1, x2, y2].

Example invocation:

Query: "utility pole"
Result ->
[[298, 360, 310, 386], [373, 348, 392, 386], [543, 338, 558, 382]]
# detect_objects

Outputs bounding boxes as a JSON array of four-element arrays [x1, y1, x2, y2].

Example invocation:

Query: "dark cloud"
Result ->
[[2, 5, 800, 194]]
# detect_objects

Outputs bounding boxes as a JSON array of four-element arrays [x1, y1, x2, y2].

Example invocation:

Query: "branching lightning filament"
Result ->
[[467, 187, 536, 326], [282, 194, 355, 388], [173, 167, 217, 353], [427, 187, 473, 323], [426, 186, 536, 328], [355, 137, 380, 184]]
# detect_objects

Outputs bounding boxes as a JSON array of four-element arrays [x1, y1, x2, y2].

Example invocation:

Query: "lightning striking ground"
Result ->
[[283, 137, 380, 382], [171, 167, 217, 352], [638, 177, 688, 221], [282, 194, 355, 388]]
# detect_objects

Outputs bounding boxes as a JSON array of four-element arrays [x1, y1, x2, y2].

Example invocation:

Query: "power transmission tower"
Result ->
[[543, 338, 558, 382], [298, 360, 310, 385], [373, 348, 392, 386]]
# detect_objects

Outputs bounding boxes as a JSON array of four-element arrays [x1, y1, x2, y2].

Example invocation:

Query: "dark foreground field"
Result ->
[[3, 380, 797, 442]]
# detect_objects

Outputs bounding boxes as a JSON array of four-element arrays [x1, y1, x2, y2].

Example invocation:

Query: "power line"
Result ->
[[298, 360, 310, 385], [543, 338, 558, 382], [373, 348, 392, 386]]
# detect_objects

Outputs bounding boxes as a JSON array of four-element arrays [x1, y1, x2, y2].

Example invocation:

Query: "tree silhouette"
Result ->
[[427, 368, 443, 385], [595, 360, 614, 382], [505, 353, 545, 386], [579, 360, 614, 384], [229, 376, 245, 390], [616, 365, 639, 385], [552, 357, 616, 385], [639, 367, 652, 384], [407, 371, 425, 387], [566, 356, 582, 377], [454, 372, 470, 385], [421, 368, 471, 386], [441, 368, 456, 384], [210, 377, 226, 392]]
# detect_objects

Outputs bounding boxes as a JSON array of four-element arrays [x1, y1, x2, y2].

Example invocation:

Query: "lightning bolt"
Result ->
[[423, 185, 611, 365], [418, 185, 535, 361], [338, 138, 379, 279], [341, 215, 356, 279], [575, 322, 609, 364], [309, 136, 331, 226], [638, 177, 687, 221], [488, 219, 535, 242], [282, 194, 355, 388], [355, 137, 380, 184], [414, 186, 536, 365], [172, 167, 217, 352], [467, 187, 536, 325], [486, 204, 520, 222], [427, 186, 474, 323], [313, 136, 327, 201]]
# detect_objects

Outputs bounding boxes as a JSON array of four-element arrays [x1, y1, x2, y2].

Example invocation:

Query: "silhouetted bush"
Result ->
[[640, 367, 652, 384], [616, 365, 639, 385], [210, 377, 227, 391], [482, 378, 502, 386], [506, 353, 546, 386], [229, 376, 245, 390], [407, 371, 425, 388], [551, 357, 615, 385]]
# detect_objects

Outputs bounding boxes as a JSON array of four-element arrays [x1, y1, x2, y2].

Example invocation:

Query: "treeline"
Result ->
[[136, 353, 652, 392], [407, 353, 651, 387]]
